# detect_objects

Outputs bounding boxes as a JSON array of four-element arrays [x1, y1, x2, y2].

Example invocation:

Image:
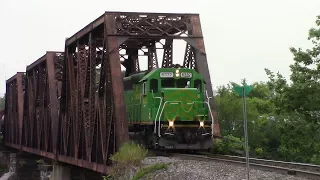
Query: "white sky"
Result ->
[[0, 0, 319, 96]]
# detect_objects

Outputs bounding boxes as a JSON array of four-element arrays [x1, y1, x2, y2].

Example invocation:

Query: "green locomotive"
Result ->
[[123, 66, 214, 150]]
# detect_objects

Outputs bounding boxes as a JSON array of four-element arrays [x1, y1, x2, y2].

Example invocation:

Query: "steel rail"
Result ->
[[170, 153, 320, 180], [200, 153, 320, 173]]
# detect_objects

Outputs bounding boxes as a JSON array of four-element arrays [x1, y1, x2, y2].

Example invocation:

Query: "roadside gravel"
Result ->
[[140, 156, 313, 180]]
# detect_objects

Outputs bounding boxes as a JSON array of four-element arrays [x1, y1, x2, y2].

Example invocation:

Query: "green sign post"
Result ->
[[233, 84, 253, 180]]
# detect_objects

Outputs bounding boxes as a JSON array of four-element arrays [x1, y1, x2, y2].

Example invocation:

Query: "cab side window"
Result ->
[[150, 79, 158, 93], [142, 82, 147, 95], [194, 79, 202, 92]]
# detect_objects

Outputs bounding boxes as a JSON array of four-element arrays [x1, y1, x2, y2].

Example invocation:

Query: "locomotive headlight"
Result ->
[[168, 120, 174, 127], [175, 69, 180, 73], [199, 121, 204, 127]]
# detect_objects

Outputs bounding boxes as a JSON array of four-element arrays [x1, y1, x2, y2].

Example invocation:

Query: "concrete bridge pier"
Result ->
[[49, 163, 71, 180], [8, 153, 16, 173], [0, 151, 105, 180]]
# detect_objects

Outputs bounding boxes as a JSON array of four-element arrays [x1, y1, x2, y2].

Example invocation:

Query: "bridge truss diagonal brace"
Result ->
[[105, 15, 130, 149], [46, 52, 60, 159], [181, 42, 220, 136], [4, 72, 25, 149]]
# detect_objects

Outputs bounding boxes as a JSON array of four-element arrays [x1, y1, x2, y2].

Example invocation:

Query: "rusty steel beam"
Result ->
[[4, 72, 25, 149], [148, 44, 159, 71], [21, 51, 63, 160], [66, 11, 200, 46], [161, 39, 173, 68], [59, 13, 130, 170], [191, 15, 220, 136]]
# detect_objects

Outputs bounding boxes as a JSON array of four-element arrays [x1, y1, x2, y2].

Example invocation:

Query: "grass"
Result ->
[[131, 163, 169, 180], [103, 142, 169, 179], [0, 164, 8, 173], [108, 142, 149, 179], [110, 141, 148, 166]]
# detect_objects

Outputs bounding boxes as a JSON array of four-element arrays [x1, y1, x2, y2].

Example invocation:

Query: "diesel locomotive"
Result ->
[[123, 65, 215, 150]]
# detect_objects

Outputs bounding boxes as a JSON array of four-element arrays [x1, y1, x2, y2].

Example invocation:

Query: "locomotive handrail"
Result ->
[[156, 100, 215, 137], [205, 90, 213, 105], [151, 91, 163, 134], [156, 101, 181, 137], [189, 101, 214, 133], [205, 90, 215, 136]]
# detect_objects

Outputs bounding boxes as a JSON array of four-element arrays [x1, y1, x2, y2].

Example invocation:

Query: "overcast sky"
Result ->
[[0, 0, 319, 96]]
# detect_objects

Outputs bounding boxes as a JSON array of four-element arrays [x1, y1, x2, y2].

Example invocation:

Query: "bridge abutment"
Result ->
[[50, 163, 71, 180]]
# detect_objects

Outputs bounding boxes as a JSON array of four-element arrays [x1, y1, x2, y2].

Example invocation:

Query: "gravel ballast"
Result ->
[[140, 156, 313, 180]]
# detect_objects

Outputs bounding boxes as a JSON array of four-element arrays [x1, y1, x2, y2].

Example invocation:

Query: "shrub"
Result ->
[[255, 147, 264, 157], [212, 138, 225, 153], [212, 135, 249, 155], [110, 142, 148, 166], [108, 142, 148, 179]]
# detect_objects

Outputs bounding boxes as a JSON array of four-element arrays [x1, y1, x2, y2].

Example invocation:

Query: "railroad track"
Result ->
[[169, 153, 320, 179]]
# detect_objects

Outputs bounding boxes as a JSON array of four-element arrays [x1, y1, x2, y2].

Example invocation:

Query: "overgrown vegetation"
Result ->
[[110, 142, 148, 165], [131, 163, 168, 180], [0, 164, 8, 174], [214, 15, 320, 164], [0, 95, 4, 111], [103, 142, 169, 180], [107, 142, 148, 179], [36, 159, 45, 165]]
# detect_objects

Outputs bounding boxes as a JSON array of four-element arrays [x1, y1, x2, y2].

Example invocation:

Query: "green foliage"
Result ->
[[265, 15, 320, 120], [212, 135, 247, 155], [273, 113, 320, 163], [0, 95, 5, 111], [18, 160, 26, 167], [0, 164, 8, 174], [131, 163, 168, 180], [102, 175, 113, 180], [215, 81, 274, 140], [110, 142, 148, 165], [36, 159, 44, 165], [214, 15, 320, 165], [108, 142, 148, 179], [255, 147, 263, 157], [105, 142, 168, 179]]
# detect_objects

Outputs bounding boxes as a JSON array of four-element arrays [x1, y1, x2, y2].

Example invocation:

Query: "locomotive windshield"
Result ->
[[146, 70, 203, 92], [177, 79, 189, 88], [158, 78, 200, 89], [161, 79, 175, 88]]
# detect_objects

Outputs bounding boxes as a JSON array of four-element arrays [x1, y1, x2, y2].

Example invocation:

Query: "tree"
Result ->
[[215, 82, 274, 151], [265, 16, 320, 121], [262, 15, 320, 163], [0, 95, 5, 111], [214, 15, 320, 164]]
